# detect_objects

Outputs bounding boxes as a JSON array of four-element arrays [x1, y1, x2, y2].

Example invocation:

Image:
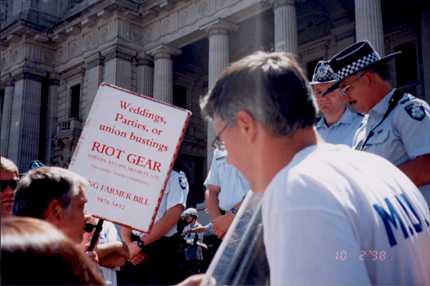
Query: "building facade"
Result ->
[[1, 0, 430, 205]]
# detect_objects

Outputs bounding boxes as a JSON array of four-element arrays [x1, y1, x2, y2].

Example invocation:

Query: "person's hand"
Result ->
[[85, 250, 99, 264], [127, 241, 141, 259], [212, 212, 234, 239], [129, 250, 146, 265]]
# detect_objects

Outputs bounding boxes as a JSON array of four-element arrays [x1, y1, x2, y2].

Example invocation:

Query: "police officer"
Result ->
[[310, 60, 363, 146], [118, 168, 189, 285], [324, 41, 430, 204], [204, 148, 250, 239]]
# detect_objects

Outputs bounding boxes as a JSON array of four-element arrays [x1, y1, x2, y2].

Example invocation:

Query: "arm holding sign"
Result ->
[[128, 204, 184, 265], [127, 170, 189, 265], [140, 204, 184, 246]]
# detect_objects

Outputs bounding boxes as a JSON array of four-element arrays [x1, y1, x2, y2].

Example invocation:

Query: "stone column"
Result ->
[[273, 0, 298, 54], [421, 9, 430, 104], [84, 53, 104, 119], [102, 46, 134, 90], [0, 83, 14, 156], [45, 79, 59, 164], [150, 45, 181, 104], [355, 0, 384, 55], [204, 19, 237, 166], [8, 74, 42, 170], [136, 54, 154, 97]]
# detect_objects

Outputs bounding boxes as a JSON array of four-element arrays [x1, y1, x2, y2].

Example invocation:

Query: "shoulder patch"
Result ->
[[404, 102, 426, 121], [178, 176, 188, 190]]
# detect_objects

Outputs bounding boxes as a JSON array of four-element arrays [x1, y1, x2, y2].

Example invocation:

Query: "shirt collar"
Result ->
[[369, 89, 396, 116], [316, 108, 356, 129]]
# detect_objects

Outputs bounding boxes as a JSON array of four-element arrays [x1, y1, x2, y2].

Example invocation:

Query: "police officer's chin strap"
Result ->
[[357, 89, 403, 151]]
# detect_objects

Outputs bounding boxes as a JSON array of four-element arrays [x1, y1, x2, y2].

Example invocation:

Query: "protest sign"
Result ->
[[69, 83, 191, 232]]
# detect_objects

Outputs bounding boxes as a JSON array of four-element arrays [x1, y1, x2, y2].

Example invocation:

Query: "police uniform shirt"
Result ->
[[263, 143, 430, 286], [353, 89, 430, 203], [157, 170, 189, 237], [315, 108, 363, 146], [183, 221, 204, 243], [134, 170, 189, 238], [204, 149, 250, 212]]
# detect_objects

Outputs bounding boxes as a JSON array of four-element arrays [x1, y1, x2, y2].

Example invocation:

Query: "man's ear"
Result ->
[[45, 200, 64, 221], [236, 110, 257, 142], [362, 71, 373, 86]]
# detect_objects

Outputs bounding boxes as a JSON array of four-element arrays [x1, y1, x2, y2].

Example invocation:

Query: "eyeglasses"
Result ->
[[84, 223, 97, 233], [211, 123, 229, 150], [339, 73, 364, 97], [1, 179, 18, 192]]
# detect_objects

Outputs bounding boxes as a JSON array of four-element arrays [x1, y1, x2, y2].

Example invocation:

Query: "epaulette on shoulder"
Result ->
[[399, 97, 411, 105]]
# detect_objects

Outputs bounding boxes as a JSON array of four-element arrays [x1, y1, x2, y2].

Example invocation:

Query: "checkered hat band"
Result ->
[[336, 53, 379, 79]]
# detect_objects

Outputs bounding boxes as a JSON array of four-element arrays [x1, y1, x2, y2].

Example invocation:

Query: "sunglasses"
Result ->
[[84, 223, 97, 233], [1, 179, 18, 192]]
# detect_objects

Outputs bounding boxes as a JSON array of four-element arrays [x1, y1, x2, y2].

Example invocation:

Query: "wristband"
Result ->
[[230, 207, 239, 215]]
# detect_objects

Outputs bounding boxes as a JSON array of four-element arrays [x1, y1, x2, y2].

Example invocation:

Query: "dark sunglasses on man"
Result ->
[[0, 179, 18, 192]]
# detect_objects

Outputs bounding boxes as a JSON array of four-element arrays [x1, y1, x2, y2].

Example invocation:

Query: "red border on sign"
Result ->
[[72, 82, 192, 233]]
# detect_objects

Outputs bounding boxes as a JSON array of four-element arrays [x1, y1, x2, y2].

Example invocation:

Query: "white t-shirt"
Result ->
[[98, 221, 121, 286], [204, 149, 250, 211], [263, 143, 430, 286]]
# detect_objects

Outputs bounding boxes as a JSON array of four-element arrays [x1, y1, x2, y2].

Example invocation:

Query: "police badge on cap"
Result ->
[[309, 60, 339, 85]]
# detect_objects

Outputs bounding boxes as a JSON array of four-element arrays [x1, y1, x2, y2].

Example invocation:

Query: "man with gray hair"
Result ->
[[13, 166, 88, 243], [200, 51, 430, 285]]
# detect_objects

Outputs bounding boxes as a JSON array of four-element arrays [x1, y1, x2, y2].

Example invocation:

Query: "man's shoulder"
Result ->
[[168, 170, 188, 191], [395, 93, 429, 122]]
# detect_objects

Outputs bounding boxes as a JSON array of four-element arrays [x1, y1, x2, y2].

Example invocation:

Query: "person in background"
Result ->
[[323, 40, 430, 205], [0, 156, 19, 217], [1, 216, 104, 285], [13, 166, 88, 243], [310, 60, 362, 146], [181, 208, 206, 275], [200, 50, 430, 285], [205, 147, 249, 239]]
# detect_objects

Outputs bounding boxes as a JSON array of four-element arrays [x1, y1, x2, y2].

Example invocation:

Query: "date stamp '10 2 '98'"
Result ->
[[335, 249, 391, 262]]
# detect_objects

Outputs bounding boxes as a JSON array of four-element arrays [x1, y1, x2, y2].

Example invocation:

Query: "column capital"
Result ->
[[136, 52, 154, 66], [148, 44, 182, 60], [13, 72, 44, 83], [272, 0, 295, 9], [85, 52, 105, 69], [101, 45, 136, 62], [200, 19, 238, 36], [2, 74, 15, 87]]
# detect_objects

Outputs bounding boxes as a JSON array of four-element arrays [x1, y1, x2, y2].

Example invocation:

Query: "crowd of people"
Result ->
[[1, 40, 430, 285]]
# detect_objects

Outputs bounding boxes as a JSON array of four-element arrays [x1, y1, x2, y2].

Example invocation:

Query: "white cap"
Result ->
[[182, 208, 198, 217]]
